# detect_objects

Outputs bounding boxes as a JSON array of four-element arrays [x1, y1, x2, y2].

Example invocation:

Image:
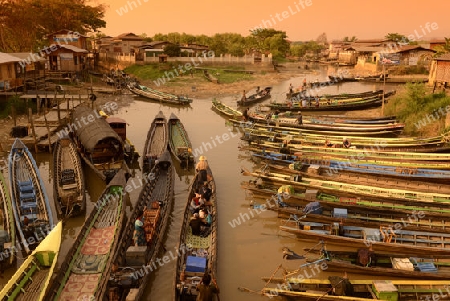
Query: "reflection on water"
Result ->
[[0, 66, 402, 300]]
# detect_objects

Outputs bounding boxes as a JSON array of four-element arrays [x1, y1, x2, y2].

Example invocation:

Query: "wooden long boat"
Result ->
[[8, 138, 54, 254], [241, 131, 450, 153], [71, 106, 125, 183], [237, 120, 402, 137], [266, 95, 390, 112], [267, 162, 450, 193], [52, 136, 85, 217], [168, 113, 195, 166], [143, 111, 169, 174], [0, 221, 62, 301], [241, 167, 450, 207], [288, 89, 385, 100], [276, 205, 450, 235], [258, 279, 450, 300], [249, 114, 405, 133], [298, 145, 450, 161], [0, 168, 15, 268], [107, 151, 174, 300], [128, 83, 193, 105], [175, 166, 217, 301], [237, 86, 272, 106], [281, 222, 450, 256], [203, 69, 219, 83], [241, 181, 450, 216], [234, 119, 449, 147], [313, 250, 450, 280], [250, 112, 401, 126], [211, 98, 243, 119], [47, 169, 127, 301]]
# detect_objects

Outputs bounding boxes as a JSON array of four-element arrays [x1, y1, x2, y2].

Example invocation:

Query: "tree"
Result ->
[[316, 32, 328, 45], [343, 36, 357, 42], [163, 44, 181, 57], [0, 0, 106, 52], [385, 33, 409, 45], [434, 37, 450, 56], [250, 28, 290, 56], [139, 33, 153, 43]]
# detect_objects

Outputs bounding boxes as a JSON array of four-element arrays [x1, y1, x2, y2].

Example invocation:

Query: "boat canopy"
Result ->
[[72, 106, 123, 154]]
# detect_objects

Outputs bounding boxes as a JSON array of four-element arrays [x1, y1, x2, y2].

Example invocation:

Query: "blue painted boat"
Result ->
[[8, 138, 54, 254]]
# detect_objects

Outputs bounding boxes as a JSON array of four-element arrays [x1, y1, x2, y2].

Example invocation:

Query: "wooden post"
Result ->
[[43, 112, 52, 153], [28, 108, 38, 153], [381, 64, 386, 116], [36, 95, 41, 115], [45, 91, 48, 114], [56, 89, 60, 123]]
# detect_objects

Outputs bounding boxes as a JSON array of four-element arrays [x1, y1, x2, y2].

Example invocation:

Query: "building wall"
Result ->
[[48, 33, 87, 50], [0, 63, 16, 89]]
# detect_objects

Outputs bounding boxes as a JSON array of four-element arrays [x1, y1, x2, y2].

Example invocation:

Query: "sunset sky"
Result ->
[[99, 0, 449, 41]]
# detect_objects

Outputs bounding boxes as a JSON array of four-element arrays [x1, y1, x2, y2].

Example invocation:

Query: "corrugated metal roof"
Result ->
[[72, 106, 122, 152], [60, 45, 88, 53], [8, 52, 46, 62], [0, 52, 22, 64]]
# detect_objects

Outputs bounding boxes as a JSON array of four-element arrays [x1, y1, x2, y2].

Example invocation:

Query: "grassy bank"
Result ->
[[124, 63, 255, 85], [385, 82, 450, 136], [0, 95, 37, 119]]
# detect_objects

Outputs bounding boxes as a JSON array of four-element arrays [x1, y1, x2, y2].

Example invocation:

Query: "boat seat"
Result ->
[[19, 180, 36, 201], [410, 258, 438, 272], [60, 169, 76, 186], [20, 201, 38, 213]]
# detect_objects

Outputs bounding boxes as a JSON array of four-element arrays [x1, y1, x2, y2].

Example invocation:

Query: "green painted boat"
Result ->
[[168, 113, 195, 166], [0, 221, 62, 301], [241, 167, 450, 205], [47, 169, 127, 301], [211, 98, 243, 119], [257, 279, 450, 300]]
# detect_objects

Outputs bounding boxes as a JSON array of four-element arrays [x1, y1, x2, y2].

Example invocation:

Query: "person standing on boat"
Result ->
[[196, 156, 209, 185], [297, 112, 303, 125], [196, 273, 219, 301], [242, 107, 249, 121], [133, 211, 146, 246], [289, 83, 294, 95], [343, 137, 352, 148]]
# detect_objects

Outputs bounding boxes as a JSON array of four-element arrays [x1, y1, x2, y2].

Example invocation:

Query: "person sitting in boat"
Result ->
[[196, 273, 219, 301], [256, 86, 260, 94], [324, 139, 334, 148], [200, 182, 212, 202], [133, 211, 146, 246], [190, 213, 208, 236], [190, 193, 204, 214], [343, 137, 352, 148], [356, 245, 377, 267]]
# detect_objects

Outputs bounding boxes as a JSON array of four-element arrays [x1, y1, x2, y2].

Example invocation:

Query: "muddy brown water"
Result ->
[[0, 67, 401, 300]]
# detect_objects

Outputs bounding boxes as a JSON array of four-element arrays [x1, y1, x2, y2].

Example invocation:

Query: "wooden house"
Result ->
[[388, 45, 435, 66], [46, 30, 89, 72], [428, 53, 450, 87], [113, 33, 144, 54], [0, 52, 20, 91]]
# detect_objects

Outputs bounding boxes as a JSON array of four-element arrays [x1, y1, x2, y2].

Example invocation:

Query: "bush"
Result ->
[[385, 82, 450, 135]]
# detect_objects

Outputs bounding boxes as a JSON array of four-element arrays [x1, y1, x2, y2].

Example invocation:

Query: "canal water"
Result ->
[[0, 65, 399, 300]]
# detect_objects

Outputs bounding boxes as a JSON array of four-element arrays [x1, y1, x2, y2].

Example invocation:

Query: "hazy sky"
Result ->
[[100, 0, 449, 41]]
